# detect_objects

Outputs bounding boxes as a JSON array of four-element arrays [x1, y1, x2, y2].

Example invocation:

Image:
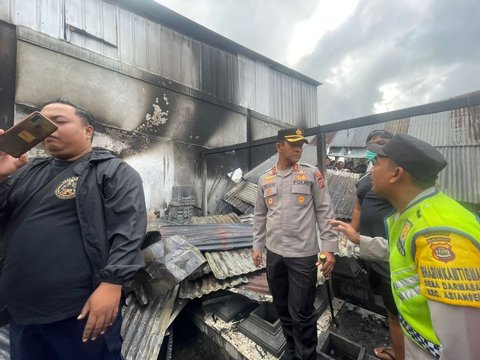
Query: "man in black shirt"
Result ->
[[0, 100, 146, 360], [350, 130, 404, 360]]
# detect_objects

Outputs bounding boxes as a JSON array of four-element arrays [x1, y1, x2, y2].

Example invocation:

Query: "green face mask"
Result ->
[[366, 150, 377, 164]]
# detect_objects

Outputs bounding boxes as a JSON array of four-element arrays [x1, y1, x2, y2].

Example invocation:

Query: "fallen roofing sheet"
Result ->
[[239, 214, 254, 224], [204, 248, 265, 280], [190, 213, 241, 224], [223, 190, 254, 214], [229, 270, 273, 303], [134, 235, 206, 303], [224, 181, 257, 206], [159, 224, 254, 251], [179, 274, 248, 299], [121, 287, 178, 360], [325, 170, 359, 219]]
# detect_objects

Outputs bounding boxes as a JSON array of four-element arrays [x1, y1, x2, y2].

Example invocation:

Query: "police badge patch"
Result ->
[[430, 242, 456, 263], [55, 176, 79, 199]]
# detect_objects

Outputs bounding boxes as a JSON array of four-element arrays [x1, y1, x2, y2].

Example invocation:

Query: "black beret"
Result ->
[[367, 134, 447, 181], [277, 128, 308, 144]]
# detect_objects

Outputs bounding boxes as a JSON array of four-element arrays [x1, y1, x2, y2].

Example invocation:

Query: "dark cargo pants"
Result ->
[[266, 249, 318, 360]]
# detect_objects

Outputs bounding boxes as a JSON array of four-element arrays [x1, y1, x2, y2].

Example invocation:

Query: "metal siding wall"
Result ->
[[254, 61, 269, 115], [12, 0, 39, 30], [39, 0, 63, 38], [160, 25, 172, 80], [117, 8, 134, 64], [237, 55, 256, 109], [438, 146, 480, 204], [146, 19, 161, 75], [0, 0, 12, 22], [133, 14, 147, 70], [3, 0, 318, 127], [408, 107, 480, 146]]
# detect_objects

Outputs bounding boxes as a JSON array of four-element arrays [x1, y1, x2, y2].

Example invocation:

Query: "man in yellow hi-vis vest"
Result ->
[[331, 134, 480, 360]]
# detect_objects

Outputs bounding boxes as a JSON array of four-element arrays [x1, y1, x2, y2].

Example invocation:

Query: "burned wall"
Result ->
[[14, 40, 248, 212]]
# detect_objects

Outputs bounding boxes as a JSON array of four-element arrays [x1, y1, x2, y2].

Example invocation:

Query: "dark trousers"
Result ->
[[9, 314, 123, 360], [266, 249, 318, 360]]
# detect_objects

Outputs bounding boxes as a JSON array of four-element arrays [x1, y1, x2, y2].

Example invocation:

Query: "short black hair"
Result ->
[[366, 129, 393, 143], [410, 174, 437, 189], [42, 98, 95, 126], [386, 157, 437, 189]]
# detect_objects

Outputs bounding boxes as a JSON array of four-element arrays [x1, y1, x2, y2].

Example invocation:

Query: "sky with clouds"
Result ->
[[156, 0, 480, 124]]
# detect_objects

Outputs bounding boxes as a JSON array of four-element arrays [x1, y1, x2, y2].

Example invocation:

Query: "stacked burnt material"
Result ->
[[125, 214, 333, 359], [167, 186, 196, 223]]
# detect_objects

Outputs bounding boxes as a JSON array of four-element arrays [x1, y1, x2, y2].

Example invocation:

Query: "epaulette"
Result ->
[[298, 163, 320, 173], [263, 166, 274, 174], [299, 163, 316, 169]]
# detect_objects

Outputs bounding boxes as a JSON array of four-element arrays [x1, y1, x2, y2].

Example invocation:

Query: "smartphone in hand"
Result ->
[[0, 112, 58, 158]]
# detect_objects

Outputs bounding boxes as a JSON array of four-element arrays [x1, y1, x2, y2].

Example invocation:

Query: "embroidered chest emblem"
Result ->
[[297, 195, 305, 204], [431, 243, 455, 263], [55, 176, 79, 200], [265, 187, 275, 197], [267, 197, 275, 206]]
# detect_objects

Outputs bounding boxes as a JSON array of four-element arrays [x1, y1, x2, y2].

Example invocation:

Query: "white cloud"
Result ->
[[287, 0, 360, 65]]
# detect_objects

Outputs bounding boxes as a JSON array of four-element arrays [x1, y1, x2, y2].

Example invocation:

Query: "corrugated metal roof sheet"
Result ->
[[239, 214, 254, 224], [232, 182, 257, 205], [223, 195, 254, 214], [121, 287, 178, 360], [204, 249, 266, 280], [407, 106, 480, 146], [159, 224, 253, 251], [328, 124, 385, 148], [237, 270, 271, 295], [436, 146, 480, 204], [325, 170, 359, 219], [136, 235, 207, 302], [318, 104, 480, 204], [191, 213, 241, 224], [224, 181, 257, 206], [179, 274, 248, 299]]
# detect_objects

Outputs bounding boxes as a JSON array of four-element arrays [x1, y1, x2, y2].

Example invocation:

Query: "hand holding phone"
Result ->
[[0, 130, 28, 181], [0, 112, 58, 158]]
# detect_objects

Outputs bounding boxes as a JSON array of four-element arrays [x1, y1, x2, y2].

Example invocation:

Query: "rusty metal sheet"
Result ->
[[204, 249, 265, 280], [179, 274, 248, 299]]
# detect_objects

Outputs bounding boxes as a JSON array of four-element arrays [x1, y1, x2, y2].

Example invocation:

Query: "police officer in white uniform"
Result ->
[[252, 128, 339, 360]]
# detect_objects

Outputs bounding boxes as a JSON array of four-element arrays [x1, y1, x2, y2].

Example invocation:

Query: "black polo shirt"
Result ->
[[0, 159, 93, 325]]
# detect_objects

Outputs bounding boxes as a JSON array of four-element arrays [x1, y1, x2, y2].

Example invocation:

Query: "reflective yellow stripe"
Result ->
[[398, 286, 420, 300], [393, 275, 419, 290]]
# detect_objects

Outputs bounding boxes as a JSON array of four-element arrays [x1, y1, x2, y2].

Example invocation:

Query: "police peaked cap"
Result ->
[[277, 128, 308, 144], [367, 134, 447, 181]]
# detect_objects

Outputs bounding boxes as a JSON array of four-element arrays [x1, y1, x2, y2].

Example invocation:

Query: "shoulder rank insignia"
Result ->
[[314, 171, 325, 188], [397, 219, 413, 256]]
